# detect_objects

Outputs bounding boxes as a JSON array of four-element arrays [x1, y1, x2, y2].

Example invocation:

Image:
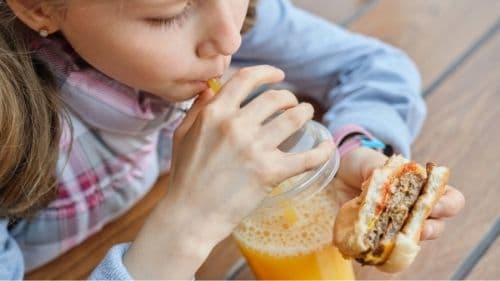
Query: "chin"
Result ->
[[148, 84, 205, 103]]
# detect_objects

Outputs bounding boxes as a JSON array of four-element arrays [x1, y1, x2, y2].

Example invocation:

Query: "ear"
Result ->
[[6, 0, 60, 35]]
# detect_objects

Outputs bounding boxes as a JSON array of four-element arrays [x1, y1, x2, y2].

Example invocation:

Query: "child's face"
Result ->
[[55, 0, 249, 102]]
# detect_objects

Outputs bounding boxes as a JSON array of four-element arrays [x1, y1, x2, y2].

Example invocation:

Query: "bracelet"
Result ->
[[333, 125, 389, 158], [359, 135, 386, 150]]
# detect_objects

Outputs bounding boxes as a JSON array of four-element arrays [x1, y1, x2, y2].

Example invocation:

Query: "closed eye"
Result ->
[[146, 0, 195, 29]]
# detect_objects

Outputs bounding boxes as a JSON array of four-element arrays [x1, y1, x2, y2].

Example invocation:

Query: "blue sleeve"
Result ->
[[88, 243, 135, 280], [233, 0, 426, 157], [0, 219, 134, 280], [0, 220, 24, 280]]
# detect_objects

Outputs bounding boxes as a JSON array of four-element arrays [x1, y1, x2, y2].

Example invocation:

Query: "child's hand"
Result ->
[[167, 65, 335, 240], [332, 147, 465, 241], [125, 65, 335, 279]]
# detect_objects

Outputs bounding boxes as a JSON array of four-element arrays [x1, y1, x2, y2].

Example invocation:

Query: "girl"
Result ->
[[0, 0, 464, 279]]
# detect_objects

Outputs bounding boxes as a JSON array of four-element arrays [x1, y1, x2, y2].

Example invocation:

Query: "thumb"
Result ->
[[360, 149, 388, 181], [338, 147, 388, 188]]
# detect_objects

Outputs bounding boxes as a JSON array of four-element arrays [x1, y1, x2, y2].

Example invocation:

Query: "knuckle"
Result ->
[[235, 67, 253, 80], [262, 65, 284, 76], [253, 161, 277, 185], [241, 142, 260, 161], [283, 90, 299, 105], [219, 118, 243, 144], [265, 90, 282, 103], [302, 152, 319, 171], [287, 109, 306, 128], [301, 102, 315, 116], [267, 90, 298, 106]]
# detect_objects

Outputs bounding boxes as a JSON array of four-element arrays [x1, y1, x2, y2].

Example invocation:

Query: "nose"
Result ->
[[196, 3, 242, 59]]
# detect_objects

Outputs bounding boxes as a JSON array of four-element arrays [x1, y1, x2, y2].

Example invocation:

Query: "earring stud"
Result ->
[[39, 29, 49, 37]]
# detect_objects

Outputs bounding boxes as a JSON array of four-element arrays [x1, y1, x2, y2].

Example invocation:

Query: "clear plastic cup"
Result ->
[[233, 121, 355, 280]]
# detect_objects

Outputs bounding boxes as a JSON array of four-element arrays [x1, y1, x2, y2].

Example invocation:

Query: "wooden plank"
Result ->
[[350, 0, 500, 89], [292, 0, 372, 24], [353, 31, 500, 280], [467, 231, 500, 280], [450, 218, 499, 280], [195, 238, 242, 280], [234, 264, 255, 280]]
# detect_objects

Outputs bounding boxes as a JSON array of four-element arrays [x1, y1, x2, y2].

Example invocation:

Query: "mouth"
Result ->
[[186, 74, 223, 86], [183, 78, 221, 93]]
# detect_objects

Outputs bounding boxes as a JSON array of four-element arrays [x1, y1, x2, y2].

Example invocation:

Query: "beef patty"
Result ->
[[357, 170, 425, 265]]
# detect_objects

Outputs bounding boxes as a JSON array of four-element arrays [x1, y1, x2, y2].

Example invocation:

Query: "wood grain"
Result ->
[[467, 233, 500, 280], [292, 0, 372, 24], [195, 238, 242, 280], [350, 0, 500, 89], [354, 30, 500, 280]]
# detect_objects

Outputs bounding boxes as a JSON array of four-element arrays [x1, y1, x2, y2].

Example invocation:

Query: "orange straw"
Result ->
[[207, 78, 222, 94]]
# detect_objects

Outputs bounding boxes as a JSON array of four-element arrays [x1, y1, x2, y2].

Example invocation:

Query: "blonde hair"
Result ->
[[242, 0, 258, 33], [0, 2, 62, 219]]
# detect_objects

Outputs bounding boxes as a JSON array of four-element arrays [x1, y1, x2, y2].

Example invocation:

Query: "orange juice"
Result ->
[[233, 185, 355, 280]]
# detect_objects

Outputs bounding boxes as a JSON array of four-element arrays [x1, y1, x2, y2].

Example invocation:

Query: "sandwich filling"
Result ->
[[357, 163, 426, 265]]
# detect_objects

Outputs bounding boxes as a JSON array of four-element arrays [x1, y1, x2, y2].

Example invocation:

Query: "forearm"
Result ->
[[234, 0, 426, 156], [123, 196, 220, 280]]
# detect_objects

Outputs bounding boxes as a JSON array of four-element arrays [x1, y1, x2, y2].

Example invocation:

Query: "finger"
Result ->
[[259, 103, 314, 148], [277, 140, 335, 179], [217, 65, 285, 107], [337, 147, 388, 188], [430, 185, 465, 218], [175, 90, 214, 140], [331, 179, 361, 206], [420, 219, 446, 240], [239, 90, 299, 124], [333, 198, 360, 247]]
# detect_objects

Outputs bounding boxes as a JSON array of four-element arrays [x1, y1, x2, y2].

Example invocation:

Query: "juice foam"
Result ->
[[234, 186, 338, 256]]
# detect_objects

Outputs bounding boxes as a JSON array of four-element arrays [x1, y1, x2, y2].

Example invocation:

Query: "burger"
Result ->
[[334, 155, 449, 273]]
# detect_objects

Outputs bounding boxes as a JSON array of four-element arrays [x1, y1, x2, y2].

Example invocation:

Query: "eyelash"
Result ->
[[146, 1, 194, 29]]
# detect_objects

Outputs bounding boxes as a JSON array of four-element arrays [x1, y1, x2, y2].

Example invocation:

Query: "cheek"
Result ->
[[60, 12, 196, 90], [116, 37, 195, 85]]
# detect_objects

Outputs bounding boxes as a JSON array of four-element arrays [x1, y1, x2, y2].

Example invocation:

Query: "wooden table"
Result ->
[[26, 0, 500, 279]]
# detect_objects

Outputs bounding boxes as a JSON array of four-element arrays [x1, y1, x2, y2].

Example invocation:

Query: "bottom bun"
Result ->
[[333, 158, 450, 273], [376, 232, 420, 273]]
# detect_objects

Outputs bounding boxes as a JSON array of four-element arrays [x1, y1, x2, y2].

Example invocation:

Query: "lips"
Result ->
[[186, 75, 223, 85]]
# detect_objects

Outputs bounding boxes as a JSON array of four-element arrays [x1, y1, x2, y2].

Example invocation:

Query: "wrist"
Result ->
[[124, 197, 220, 279], [332, 124, 389, 158], [155, 196, 229, 250]]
